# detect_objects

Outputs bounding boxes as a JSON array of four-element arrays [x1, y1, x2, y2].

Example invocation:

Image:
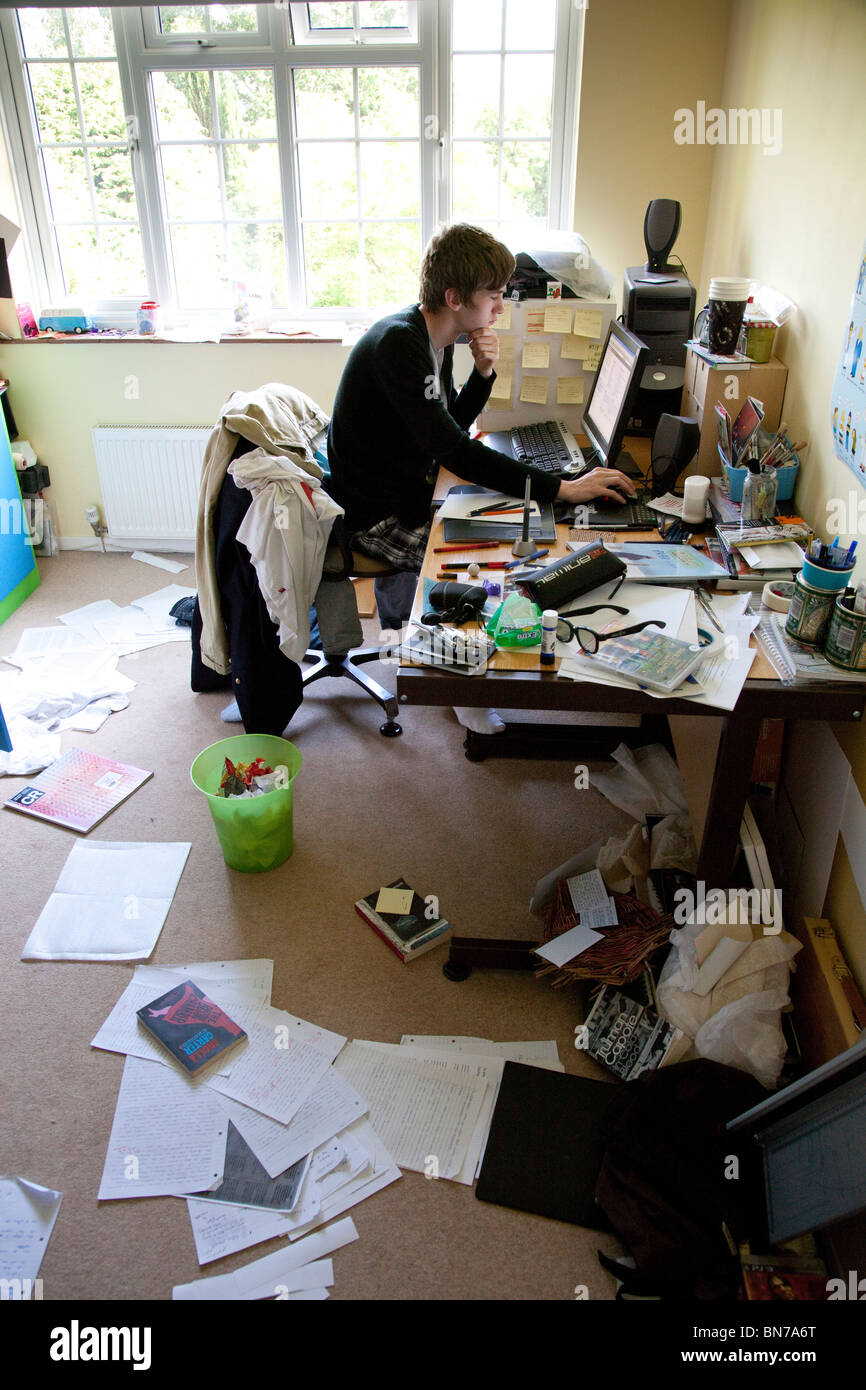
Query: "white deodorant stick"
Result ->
[[682, 474, 710, 525]]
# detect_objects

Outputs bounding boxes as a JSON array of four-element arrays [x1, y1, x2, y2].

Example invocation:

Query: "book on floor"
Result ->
[[4, 746, 153, 832], [136, 980, 248, 1074], [354, 878, 452, 962]]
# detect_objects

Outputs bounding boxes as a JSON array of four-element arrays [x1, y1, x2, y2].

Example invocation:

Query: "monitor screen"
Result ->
[[582, 321, 647, 468]]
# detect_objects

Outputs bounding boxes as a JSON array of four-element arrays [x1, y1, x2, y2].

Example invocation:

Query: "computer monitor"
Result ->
[[581, 321, 648, 470]]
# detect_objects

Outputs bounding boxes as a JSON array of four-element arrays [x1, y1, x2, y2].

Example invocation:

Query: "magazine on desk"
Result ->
[[597, 542, 729, 582], [565, 629, 707, 695]]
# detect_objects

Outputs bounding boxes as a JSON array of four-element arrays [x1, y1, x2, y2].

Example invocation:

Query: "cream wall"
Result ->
[[573, 0, 732, 308], [697, 0, 866, 984]]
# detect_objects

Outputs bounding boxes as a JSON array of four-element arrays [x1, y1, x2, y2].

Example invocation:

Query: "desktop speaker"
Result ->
[[644, 199, 681, 273], [650, 414, 700, 497]]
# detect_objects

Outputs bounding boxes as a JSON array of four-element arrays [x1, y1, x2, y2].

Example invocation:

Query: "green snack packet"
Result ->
[[486, 592, 543, 649]]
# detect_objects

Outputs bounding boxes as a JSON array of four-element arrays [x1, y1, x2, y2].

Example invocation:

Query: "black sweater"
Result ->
[[327, 304, 560, 533]]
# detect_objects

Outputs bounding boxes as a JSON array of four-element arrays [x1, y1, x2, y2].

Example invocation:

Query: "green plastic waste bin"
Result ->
[[190, 734, 302, 873]]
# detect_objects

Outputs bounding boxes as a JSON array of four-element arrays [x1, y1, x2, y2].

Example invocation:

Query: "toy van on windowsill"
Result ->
[[38, 305, 93, 334]]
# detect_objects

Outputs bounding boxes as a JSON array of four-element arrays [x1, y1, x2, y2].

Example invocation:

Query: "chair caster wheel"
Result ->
[[443, 959, 471, 981], [379, 719, 402, 737]]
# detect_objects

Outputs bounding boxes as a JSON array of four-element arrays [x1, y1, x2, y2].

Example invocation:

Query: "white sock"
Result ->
[[453, 706, 506, 735], [220, 700, 242, 723]]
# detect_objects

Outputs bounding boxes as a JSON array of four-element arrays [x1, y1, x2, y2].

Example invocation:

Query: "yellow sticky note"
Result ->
[[556, 376, 585, 405], [522, 342, 550, 369], [489, 372, 513, 402], [584, 343, 602, 370], [520, 376, 549, 405], [526, 310, 546, 335], [543, 304, 573, 334], [376, 886, 414, 915], [495, 332, 515, 361], [572, 308, 603, 339], [497, 302, 512, 331], [561, 334, 592, 361]]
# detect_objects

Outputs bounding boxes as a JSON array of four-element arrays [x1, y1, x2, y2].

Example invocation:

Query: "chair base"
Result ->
[[302, 647, 402, 737]]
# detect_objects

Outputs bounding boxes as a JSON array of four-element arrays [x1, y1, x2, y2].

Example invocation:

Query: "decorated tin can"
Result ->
[[785, 573, 836, 646], [823, 592, 866, 671]]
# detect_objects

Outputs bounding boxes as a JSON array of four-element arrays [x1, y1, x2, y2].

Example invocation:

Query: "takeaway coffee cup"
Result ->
[[707, 276, 751, 355]]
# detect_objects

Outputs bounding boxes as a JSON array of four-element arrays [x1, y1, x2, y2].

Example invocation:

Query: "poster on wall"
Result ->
[[831, 239, 866, 484]]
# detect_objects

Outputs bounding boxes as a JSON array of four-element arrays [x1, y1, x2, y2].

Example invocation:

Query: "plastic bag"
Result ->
[[522, 232, 615, 301], [592, 743, 688, 821], [694, 988, 790, 1090], [650, 812, 698, 876], [486, 593, 542, 649], [597, 822, 649, 894]]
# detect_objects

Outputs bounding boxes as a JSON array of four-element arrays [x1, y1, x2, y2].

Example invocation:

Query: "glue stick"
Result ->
[[541, 609, 557, 665]]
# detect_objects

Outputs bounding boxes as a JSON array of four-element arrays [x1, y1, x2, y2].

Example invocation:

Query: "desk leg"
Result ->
[[697, 714, 761, 888]]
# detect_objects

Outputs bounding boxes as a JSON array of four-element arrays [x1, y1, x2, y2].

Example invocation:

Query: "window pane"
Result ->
[[452, 142, 500, 221], [96, 224, 147, 295], [365, 3, 409, 27], [214, 70, 276, 140], [77, 63, 127, 141], [153, 70, 216, 141], [158, 7, 208, 35], [307, 4, 353, 29], [224, 143, 282, 219], [210, 4, 258, 33], [90, 146, 137, 219], [361, 143, 419, 218], [303, 223, 360, 308], [452, 55, 500, 138], [160, 144, 223, 220], [28, 63, 79, 144], [452, 0, 502, 51], [228, 223, 287, 303], [54, 223, 97, 295], [170, 223, 227, 307], [504, 0, 557, 51], [358, 66, 418, 138], [364, 222, 419, 307], [67, 7, 116, 58], [298, 143, 357, 218], [293, 69, 354, 140], [503, 54, 552, 137], [18, 9, 67, 60], [42, 147, 91, 221], [500, 140, 549, 218]]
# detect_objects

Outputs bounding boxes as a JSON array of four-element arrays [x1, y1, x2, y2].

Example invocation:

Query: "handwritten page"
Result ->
[[401, 1036, 562, 1065], [525, 309, 546, 334], [584, 342, 603, 370], [98, 1055, 228, 1200], [334, 1041, 487, 1179], [283, 1119, 401, 1240], [488, 372, 513, 403], [0, 1177, 62, 1291], [206, 1007, 343, 1124], [91, 970, 265, 1072], [496, 302, 512, 330], [520, 377, 549, 405], [22, 841, 191, 962], [572, 308, 603, 339], [172, 1215, 358, 1300], [281, 1128, 371, 1230], [216, 1068, 367, 1177], [557, 376, 584, 405], [522, 342, 550, 369], [185, 1197, 296, 1266], [561, 333, 593, 361], [494, 332, 515, 360], [543, 304, 573, 334]]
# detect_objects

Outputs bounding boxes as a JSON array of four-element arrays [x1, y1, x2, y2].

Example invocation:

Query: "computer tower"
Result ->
[[623, 266, 696, 435]]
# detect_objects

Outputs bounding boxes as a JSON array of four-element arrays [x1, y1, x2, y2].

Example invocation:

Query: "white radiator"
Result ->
[[91, 425, 212, 548]]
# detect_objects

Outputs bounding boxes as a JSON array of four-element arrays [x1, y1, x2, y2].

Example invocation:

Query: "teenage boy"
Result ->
[[327, 223, 635, 632]]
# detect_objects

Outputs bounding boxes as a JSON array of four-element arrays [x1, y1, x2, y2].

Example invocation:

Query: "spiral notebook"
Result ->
[[755, 612, 866, 684]]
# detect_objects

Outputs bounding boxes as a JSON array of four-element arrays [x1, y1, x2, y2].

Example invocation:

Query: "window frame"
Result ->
[[0, 1, 584, 325]]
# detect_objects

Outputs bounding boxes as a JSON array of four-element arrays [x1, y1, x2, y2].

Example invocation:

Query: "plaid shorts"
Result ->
[[352, 515, 429, 572]]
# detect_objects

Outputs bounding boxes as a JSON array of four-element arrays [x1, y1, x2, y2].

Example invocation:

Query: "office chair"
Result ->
[[192, 432, 403, 737]]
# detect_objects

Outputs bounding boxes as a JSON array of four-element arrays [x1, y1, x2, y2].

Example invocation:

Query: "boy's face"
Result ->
[[447, 285, 507, 333]]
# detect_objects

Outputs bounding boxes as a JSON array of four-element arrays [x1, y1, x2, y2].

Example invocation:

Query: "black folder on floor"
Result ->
[[475, 1061, 623, 1231]]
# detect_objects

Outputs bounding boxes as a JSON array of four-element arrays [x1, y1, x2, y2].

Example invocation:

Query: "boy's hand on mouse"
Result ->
[[555, 469, 637, 505]]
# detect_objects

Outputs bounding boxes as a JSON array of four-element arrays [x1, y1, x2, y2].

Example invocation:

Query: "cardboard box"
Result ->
[[791, 917, 866, 1068]]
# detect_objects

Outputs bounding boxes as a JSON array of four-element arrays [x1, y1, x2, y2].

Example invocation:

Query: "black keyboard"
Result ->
[[510, 420, 585, 473], [583, 491, 658, 529]]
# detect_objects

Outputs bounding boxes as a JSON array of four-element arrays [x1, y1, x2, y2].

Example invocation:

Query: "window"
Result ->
[[0, 2, 583, 321]]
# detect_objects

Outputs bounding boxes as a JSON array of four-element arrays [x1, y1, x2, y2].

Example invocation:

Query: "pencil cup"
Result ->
[[191, 734, 302, 873], [824, 592, 866, 671], [799, 555, 855, 592], [785, 574, 836, 647]]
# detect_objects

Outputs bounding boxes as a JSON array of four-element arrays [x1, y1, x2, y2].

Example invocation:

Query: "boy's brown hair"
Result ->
[[419, 224, 515, 311]]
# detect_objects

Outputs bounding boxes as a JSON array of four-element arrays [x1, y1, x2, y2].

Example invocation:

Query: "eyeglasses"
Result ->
[[556, 607, 666, 654], [555, 603, 627, 644]]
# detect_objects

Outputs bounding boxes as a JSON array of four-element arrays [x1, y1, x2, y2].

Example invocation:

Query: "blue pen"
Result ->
[[847, 541, 858, 562]]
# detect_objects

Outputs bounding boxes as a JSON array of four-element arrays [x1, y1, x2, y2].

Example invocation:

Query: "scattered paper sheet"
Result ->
[[97, 1055, 228, 1200], [206, 1007, 344, 1124], [172, 1215, 358, 1300], [193, 1121, 310, 1213], [130, 552, 189, 573], [22, 841, 191, 961], [186, 1197, 296, 1266], [282, 1119, 401, 1240], [437, 489, 539, 521], [280, 1127, 371, 1228], [217, 1068, 367, 1178], [334, 1041, 487, 1180], [0, 1176, 62, 1295], [534, 921, 604, 968]]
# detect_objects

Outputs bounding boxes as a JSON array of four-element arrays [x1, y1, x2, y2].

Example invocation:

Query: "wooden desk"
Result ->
[[396, 455, 866, 888]]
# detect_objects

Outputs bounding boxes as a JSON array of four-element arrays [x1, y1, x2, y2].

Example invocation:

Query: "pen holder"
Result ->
[[824, 591, 866, 671], [800, 555, 855, 592], [724, 455, 799, 502]]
